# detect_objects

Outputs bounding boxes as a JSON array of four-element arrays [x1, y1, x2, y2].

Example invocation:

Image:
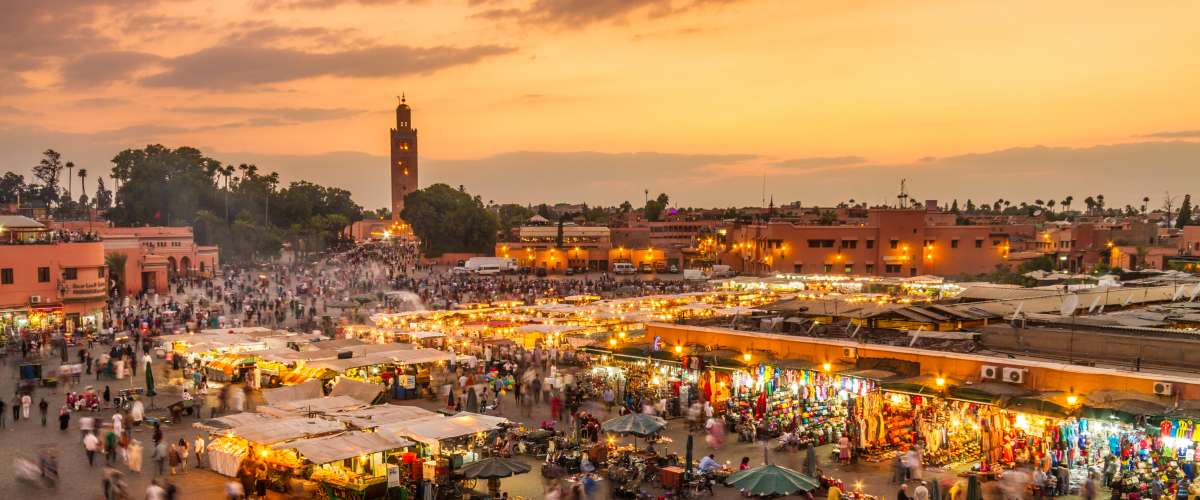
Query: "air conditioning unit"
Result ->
[[336, 351, 354, 359], [29, 295, 42, 305], [980, 365, 1000, 380], [841, 347, 858, 360], [1002, 367, 1026, 384], [1153, 382, 1174, 396]]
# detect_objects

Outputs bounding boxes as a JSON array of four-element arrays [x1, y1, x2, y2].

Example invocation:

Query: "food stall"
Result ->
[[378, 412, 508, 484], [274, 431, 416, 500], [205, 417, 347, 477]]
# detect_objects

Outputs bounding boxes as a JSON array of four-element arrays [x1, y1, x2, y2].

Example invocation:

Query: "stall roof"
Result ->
[[379, 412, 507, 441], [263, 379, 324, 406], [398, 331, 445, 339], [262, 395, 369, 416], [329, 378, 386, 404], [194, 412, 275, 431], [333, 405, 440, 429], [274, 431, 413, 465], [230, 417, 345, 445]]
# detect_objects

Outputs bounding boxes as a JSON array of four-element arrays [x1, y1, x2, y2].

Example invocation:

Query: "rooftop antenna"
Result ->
[[897, 179, 909, 209]]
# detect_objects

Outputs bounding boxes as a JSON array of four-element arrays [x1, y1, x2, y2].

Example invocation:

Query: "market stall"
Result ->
[[206, 417, 346, 477], [273, 431, 415, 500]]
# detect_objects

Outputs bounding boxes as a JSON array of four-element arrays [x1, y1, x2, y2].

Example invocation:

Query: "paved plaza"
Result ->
[[0, 341, 1084, 499]]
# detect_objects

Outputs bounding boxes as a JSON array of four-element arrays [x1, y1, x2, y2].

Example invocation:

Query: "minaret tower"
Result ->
[[390, 94, 418, 218]]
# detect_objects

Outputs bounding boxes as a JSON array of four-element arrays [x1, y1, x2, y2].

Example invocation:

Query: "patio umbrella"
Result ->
[[459, 456, 532, 479], [685, 434, 694, 480], [725, 463, 819, 496], [601, 413, 667, 437], [145, 360, 157, 409], [466, 387, 478, 413], [966, 474, 982, 500], [804, 444, 818, 477]]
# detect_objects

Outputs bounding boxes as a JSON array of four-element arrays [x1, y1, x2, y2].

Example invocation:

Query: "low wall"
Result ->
[[420, 252, 485, 266]]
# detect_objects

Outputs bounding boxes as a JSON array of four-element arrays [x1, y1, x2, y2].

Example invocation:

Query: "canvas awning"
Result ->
[[333, 405, 440, 429], [380, 412, 507, 442], [263, 379, 324, 406], [229, 417, 346, 445], [261, 395, 369, 417], [329, 378, 387, 404], [276, 431, 413, 465]]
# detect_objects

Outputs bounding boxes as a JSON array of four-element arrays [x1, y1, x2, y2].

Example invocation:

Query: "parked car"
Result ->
[[564, 268, 575, 276], [668, 264, 680, 273], [535, 267, 548, 277], [639, 263, 653, 273], [612, 262, 636, 275]]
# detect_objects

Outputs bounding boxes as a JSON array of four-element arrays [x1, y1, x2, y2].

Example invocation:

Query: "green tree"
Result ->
[[94, 177, 113, 211], [32, 149, 66, 209], [401, 183, 499, 256], [0, 172, 26, 204], [105, 252, 128, 296], [496, 203, 534, 234], [644, 193, 669, 221], [1177, 194, 1193, 228]]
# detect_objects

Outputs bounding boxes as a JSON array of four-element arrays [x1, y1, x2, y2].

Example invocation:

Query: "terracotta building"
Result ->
[[54, 222, 219, 295], [0, 216, 107, 338], [390, 95, 419, 218], [722, 209, 1036, 277]]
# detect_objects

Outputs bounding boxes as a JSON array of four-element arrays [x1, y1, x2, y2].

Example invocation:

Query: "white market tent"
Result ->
[[378, 412, 508, 454], [329, 378, 387, 403], [273, 431, 414, 465], [229, 417, 346, 445], [259, 395, 369, 417], [332, 405, 440, 429], [263, 379, 324, 406]]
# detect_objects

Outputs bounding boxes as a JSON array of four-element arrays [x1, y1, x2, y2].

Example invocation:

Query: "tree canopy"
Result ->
[[401, 183, 498, 256], [106, 144, 363, 262]]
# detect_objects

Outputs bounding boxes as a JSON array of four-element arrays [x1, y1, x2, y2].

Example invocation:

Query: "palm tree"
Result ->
[[105, 252, 127, 296], [1062, 196, 1073, 213], [65, 161, 74, 203], [1048, 199, 1057, 212], [77, 168, 88, 204], [1142, 196, 1150, 214]]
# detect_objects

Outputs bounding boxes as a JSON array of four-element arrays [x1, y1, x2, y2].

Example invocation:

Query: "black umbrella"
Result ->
[[685, 434, 694, 480], [459, 456, 532, 479], [460, 456, 531, 497], [466, 387, 479, 413]]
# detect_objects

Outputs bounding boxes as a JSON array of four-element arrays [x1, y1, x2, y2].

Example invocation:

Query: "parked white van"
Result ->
[[612, 262, 636, 275]]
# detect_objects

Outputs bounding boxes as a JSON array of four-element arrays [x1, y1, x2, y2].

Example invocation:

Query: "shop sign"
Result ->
[[387, 464, 400, 487], [66, 280, 107, 297]]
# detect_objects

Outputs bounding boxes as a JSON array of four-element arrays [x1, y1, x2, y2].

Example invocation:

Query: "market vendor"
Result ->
[[699, 454, 720, 473]]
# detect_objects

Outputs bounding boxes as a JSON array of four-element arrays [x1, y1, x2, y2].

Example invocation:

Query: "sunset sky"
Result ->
[[2, 0, 1198, 210]]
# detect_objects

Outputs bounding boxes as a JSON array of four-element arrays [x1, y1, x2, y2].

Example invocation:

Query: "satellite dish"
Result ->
[[1122, 293, 1133, 306], [1190, 284, 1200, 302], [1087, 295, 1102, 314], [1173, 286, 1186, 301], [1060, 294, 1080, 317]]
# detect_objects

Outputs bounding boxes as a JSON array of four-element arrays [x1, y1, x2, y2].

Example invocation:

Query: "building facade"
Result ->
[[55, 222, 220, 295], [0, 216, 107, 338], [390, 95, 419, 218], [723, 209, 1036, 277]]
